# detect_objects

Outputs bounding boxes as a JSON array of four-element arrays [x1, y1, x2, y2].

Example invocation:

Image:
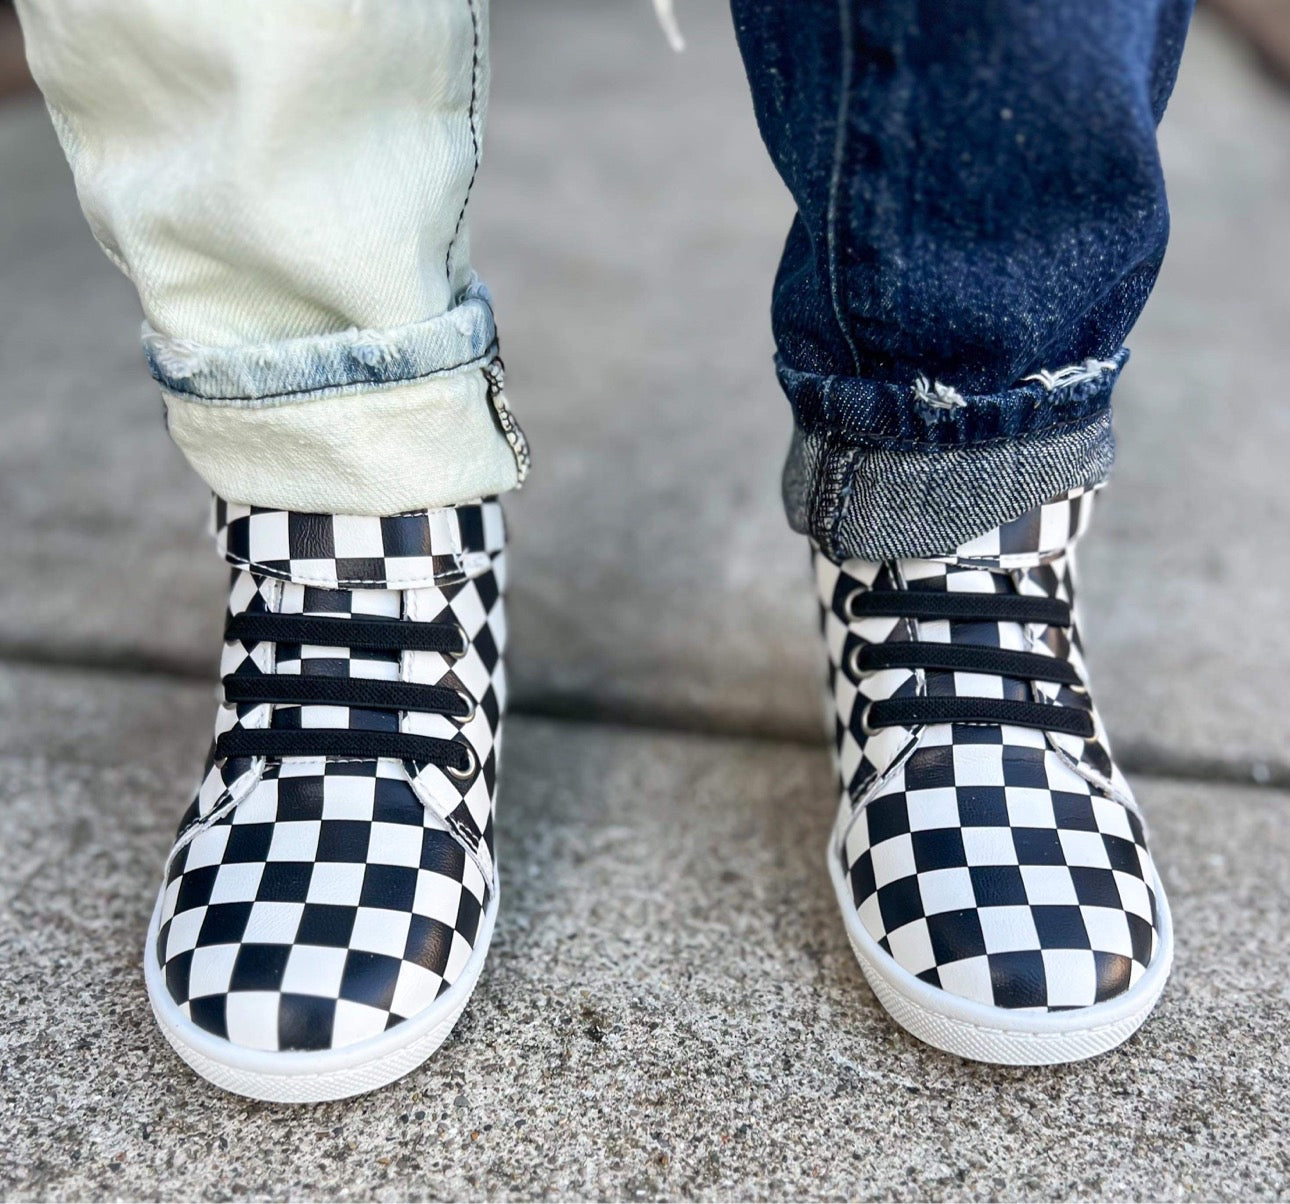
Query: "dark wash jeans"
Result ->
[[730, 0, 1195, 561]]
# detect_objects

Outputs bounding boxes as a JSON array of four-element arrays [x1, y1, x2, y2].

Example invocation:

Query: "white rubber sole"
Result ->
[[828, 844, 1173, 1065], [144, 888, 498, 1103]]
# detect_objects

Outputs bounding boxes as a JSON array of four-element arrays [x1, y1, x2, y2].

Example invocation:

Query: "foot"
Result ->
[[815, 486, 1171, 1064], [145, 498, 507, 1101]]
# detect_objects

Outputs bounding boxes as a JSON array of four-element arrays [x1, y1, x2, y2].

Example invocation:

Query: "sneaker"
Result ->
[[815, 486, 1172, 1064], [144, 498, 507, 1101]]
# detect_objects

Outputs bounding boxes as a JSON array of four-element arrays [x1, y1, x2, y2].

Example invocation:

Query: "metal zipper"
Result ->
[[482, 354, 531, 487]]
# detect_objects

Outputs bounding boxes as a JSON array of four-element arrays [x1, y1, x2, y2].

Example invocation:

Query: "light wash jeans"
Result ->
[[16, 0, 527, 516]]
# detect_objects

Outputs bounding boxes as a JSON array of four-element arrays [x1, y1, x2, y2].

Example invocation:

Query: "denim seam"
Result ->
[[828, 440, 862, 563], [157, 348, 493, 407], [809, 375, 837, 553], [816, 376, 853, 561], [444, 0, 483, 285], [799, 406, 1111, 455], [826, 0, 862, 374]]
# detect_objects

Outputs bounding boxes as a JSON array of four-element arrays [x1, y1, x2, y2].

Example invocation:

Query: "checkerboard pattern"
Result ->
[[153, 498, 506, 1052], [157, 760, 487, 1051], [215, 496, 506, 590], [840, 728, 1158, 1009], [952, 483, 1097, 570], [816, 487, 1166, 1011]]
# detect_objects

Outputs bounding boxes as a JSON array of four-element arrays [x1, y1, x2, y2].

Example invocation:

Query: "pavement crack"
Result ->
[[0, 640, 213, 682], [0, 646, 1285, 791]]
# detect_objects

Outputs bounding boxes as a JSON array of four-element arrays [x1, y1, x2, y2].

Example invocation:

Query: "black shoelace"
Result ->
[[846, 588, 1095, 739], [214, 612, 478, 778]]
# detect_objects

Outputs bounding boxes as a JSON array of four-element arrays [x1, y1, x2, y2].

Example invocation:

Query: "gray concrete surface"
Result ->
[[0, 663, 1286, 1202], [0, 6, 1287, 777]]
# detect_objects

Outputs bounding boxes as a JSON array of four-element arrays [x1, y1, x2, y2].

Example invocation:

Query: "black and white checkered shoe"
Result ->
[[144, 498, 508, 1102], [817, 486, 1172, 1064]]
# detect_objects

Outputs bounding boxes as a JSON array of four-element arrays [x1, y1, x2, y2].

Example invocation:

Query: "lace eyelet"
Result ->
[[842, 588, 866, 623], [859, 701, 878, 738], [453, 689, 477, 725], [445, 742, 478, 782], [846, 643, 874, 681], [448, 624, 469, 659]]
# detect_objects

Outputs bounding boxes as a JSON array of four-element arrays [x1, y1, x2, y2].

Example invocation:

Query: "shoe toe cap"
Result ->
[[159, 915, 478, 1053], [152, 779, 487, 1054], [854, 879, 1161, 1012], [911, 937, 1155, 1012], [845, 777, 1162, 1012]]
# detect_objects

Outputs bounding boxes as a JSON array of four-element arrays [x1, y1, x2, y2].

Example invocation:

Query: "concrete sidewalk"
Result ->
[[0, 3, 1287, 1200], [1, 664, 1286, 1200]]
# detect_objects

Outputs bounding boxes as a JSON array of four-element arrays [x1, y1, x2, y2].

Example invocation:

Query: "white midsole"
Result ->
[[827, 840, 1173, 1065], [144, 885, 498, 1103]]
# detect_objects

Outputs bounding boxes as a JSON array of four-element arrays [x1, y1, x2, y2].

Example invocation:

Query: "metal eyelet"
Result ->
[[846, 643, 873, 681], [453, 689, 478, 725], [843, 588, 866, 624], [449, 624, 469, 659], [859, 701, 878, 738], [445, 742, 478, 782]]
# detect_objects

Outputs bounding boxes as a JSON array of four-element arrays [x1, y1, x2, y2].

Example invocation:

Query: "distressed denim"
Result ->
[[17, 0, 526, 516], [730, 0, 1194, 559]]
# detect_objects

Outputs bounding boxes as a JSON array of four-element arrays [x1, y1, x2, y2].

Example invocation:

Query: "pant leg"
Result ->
[[16, 0, 527, 515], [729, 0, 1193, 561]]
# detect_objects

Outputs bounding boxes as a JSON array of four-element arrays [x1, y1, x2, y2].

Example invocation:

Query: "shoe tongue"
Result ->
[[212, 497, 501, 590], [275, 584, 404, 684], [939, 485, 1099, 571], [248, 583, 402, 748]]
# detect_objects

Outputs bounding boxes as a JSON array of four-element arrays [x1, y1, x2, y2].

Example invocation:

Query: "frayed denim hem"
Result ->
[[778, 347, 1127, 449], [784, 409, 1116, 562], [141, 276, 497, 406]]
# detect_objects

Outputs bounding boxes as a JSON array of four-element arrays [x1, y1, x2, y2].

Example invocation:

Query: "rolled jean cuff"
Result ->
[[142, 276, 498, 404], [140, 278, 529, 516], [781, 350, 1126, 561]]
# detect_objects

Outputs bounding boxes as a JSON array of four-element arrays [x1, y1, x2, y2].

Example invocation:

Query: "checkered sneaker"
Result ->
[[151, 497, 507, 1055], [157, 761, 487, 1050], [817, 486, 1167, 1014]]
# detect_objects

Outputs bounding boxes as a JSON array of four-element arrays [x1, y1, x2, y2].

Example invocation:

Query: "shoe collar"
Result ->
[[933, 484, 1100, 572], [212, 496, 505, 590]]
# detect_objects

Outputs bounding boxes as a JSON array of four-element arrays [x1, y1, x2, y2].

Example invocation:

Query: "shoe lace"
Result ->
[[845, 586, 1094, 739], [214, 612, 478, 779]]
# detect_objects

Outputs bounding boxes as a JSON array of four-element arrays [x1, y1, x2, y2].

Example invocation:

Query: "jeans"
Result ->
[[16, 0, 524, 516], [731, 0, 1193, 557], [17, 0, 1191, 557]]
